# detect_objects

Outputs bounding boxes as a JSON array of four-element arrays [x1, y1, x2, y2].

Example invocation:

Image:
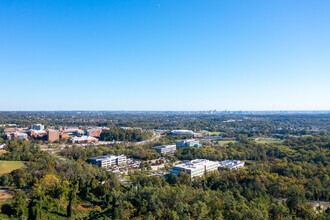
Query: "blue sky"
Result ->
[[1, 0, 329, 111]]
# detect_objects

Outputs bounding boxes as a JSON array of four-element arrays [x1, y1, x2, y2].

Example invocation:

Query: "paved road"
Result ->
[[136, 132, 161, 145]]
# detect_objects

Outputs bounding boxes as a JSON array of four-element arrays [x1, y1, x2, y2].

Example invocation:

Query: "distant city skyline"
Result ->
[[1, 0, 329, 111]]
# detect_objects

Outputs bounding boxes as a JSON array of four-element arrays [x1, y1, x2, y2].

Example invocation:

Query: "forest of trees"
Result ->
[[0, 135, 329, 219], [60, 144, 159, 161], [0, 112, 329, 219], [99, 127, 153, 142]]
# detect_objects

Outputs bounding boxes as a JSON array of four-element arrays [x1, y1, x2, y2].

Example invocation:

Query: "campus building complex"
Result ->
[[172, 159, 219, 178], [176, 139, 201, 148], [88, 155, 127, 168], [152, 145, 176, 154]]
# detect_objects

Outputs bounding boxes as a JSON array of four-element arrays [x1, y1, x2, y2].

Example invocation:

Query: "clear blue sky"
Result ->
[[1, 0, 329, 111]]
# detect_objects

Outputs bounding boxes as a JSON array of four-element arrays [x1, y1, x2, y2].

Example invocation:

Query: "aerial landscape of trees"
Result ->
[[0, 112, 329, 219]]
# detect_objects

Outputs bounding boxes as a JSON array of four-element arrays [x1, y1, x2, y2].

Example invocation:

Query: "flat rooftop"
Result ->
[[89, 154, 126, 161], [152, 145, 176, 149]]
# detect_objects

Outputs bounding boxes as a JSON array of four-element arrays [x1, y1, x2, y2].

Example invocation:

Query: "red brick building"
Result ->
[[47, 129, 60, 143]]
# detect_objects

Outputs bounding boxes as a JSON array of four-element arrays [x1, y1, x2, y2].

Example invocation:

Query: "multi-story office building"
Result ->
[[88, 154, 127, 168], [31, 124, 45, 131], [172, 159, 219, 178], [176, 139, 201, 148], [152, 145, 176, 154], [47, 129, 60, 143], [218, 160, 245, 170]]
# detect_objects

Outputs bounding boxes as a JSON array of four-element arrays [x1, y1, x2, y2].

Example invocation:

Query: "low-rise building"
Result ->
[[5, 132, 28, 140], [62, 127, 84, 136], [176, 139, 201, 148], [201, 136, 237, 141], [172, 159, 219, 178], [70, 136, 98, 144], [218, 160, 245, 170], [169, 130, 195, 136], [29, 130, 47, 138], [86, 128, 102, 137], [152, 145, 176, 154], [4, 128, 24, 134], [88, 154, 127, 168], [60, 133, 70, 139]]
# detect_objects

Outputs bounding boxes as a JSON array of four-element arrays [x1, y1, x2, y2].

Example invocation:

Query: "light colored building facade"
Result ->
[[172, 159, 219, 178], [176, 139, 201, 148], [31, 124, 45, 131], [29, 130, 47, 138], [70, 136, 98, 143], [218, 160, 245, 170], [6, 132, 28, 140], [88, 154, 127, 168], [152, 145, 176, 154], [170, 130, 195, 136]]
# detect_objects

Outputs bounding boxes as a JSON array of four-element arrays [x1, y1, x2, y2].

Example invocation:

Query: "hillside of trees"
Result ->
[[0, 135, 329, 219], [99, 127, 153, 142]]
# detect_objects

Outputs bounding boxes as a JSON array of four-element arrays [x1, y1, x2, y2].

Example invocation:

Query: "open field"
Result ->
[[217, 140, 237, 145], [253, 137, 283, 144], [210, 132, 221, 136], [0, 161, 25, 175]]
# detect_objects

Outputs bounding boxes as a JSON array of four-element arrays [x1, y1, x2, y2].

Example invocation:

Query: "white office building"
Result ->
[[31, 124, 45, 131], [152, 145, 176, 154], [172, 159, 219, 178], [170, 130, 195, 136], [218, 160, 245, 170], [176, 139, 201, 148], [88, 154, 127, 168]]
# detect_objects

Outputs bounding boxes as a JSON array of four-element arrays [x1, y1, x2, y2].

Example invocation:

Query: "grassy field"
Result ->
[[217, 140, 237, 145], [0, 161, 25, 175], [253, 137, 283, 144], [210, 132, 221, 136]]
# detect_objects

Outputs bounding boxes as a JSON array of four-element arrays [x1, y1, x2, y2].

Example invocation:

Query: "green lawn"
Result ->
[[217, 140, 237, 145], [253, 137, 283, 144], [210, 132, 221, 136], [0, 161, 25, 175]]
